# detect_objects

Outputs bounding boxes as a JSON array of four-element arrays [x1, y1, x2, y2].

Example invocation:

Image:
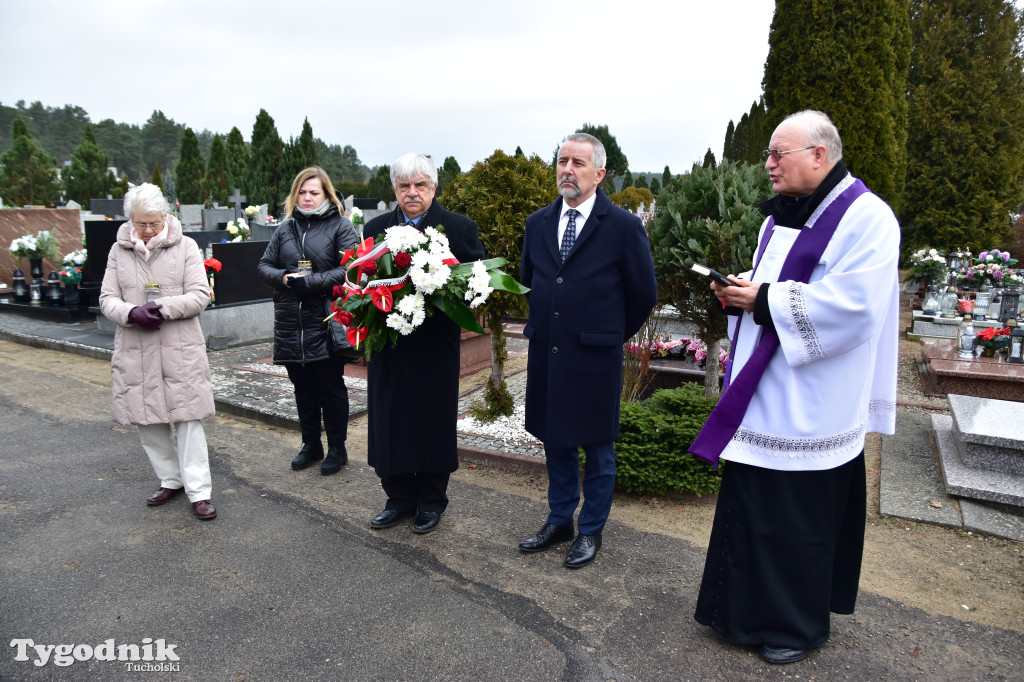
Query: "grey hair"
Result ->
[[124, 183, 169, 220], [783, 110, 843, 163], [560, 133, 607, 170], [390, 153, 438, 188]]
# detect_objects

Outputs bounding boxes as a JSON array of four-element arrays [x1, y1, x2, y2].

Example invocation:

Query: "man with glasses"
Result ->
[[689, 110, 900, 664]]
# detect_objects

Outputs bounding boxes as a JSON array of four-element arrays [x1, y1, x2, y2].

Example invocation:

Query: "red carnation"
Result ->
[[361, 259, 378, 275], [394, 251, 412, 269], [204, 257, 222, 273]]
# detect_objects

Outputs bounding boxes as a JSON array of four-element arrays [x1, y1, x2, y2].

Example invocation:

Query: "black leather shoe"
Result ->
[[370, 509, 412, 529], [291, 443, 324, 470], [412, 511, 442, 534], [564, 534, 602, 568], [760, 645, 809, 664], [320, 445, 347, 475], [519, 523, 574, 552]]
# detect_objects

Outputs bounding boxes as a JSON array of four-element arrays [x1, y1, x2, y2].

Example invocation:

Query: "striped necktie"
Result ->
[[561, 209, 579, 262]]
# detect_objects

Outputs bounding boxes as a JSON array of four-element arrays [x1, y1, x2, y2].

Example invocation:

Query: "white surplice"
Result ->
[[721, 175, 900, 471]]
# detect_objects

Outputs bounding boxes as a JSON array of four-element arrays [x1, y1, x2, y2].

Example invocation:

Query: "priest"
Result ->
[[690, 110, 900, 665]]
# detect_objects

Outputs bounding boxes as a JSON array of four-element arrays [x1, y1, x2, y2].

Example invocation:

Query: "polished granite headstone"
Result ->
[[933, 394, 1024, 506], [911, 310, 1002, 339], [918, 338, 1024, 401]]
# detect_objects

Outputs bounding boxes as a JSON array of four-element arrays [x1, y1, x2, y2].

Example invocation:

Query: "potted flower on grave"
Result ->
[[905, 247, 948, 287], [327, 224, 529, 360], [8, 230, 59, 281], [61, 249, 87, 269], [244, 205, 260, 220], [976, 326, 1012, 357], [58, 266, 83, 307], [961, 249, 1021, 288]]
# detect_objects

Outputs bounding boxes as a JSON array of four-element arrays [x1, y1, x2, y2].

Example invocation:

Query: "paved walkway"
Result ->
[[1, 310, 1022, 541]]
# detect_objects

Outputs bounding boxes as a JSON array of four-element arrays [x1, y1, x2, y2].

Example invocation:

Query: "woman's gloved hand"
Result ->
[[128, 303, 163, 330]]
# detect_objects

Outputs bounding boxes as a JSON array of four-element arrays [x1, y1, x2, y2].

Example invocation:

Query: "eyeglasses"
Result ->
[[761, 147, 816, 162], [135, 221, 164, 233]]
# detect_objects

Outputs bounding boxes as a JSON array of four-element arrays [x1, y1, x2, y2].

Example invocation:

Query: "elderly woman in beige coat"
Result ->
[[99, 183, 217, 520]]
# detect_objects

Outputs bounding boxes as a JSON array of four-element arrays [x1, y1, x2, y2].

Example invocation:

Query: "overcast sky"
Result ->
[[0, 0, 777, 173]]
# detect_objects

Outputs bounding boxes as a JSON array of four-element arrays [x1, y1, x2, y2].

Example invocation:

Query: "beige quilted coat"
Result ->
[[99, 215, 214, 426]]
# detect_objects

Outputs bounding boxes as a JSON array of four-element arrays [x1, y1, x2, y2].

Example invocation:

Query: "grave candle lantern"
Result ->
[[939, 285, 960, 318], [1009, 319, 1024, 364], [922, 285, 940, 316], [45, 272, 62, 306], [12, 269, 29, 303]]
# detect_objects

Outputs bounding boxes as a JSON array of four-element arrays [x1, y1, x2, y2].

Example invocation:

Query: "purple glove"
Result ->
[[141, 301, 164, 317], [128, 305, 162, 330]]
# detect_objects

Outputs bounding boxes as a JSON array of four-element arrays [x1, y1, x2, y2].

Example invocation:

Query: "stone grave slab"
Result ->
[[89, 198, 123, 219], [960, 499, 1024, 542], [948, 394, 1024, 475], [201, 207, 233, 231], [178, 204, 203, 230], [210, 240, 272, 305], [250, 223, 278, 241], [933, 412, 1024, 507], [910, 310, 1002, 340], [918, 338, 1024, 401]]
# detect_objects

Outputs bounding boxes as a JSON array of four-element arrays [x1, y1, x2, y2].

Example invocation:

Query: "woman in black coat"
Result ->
[[257, 166, 359, 474]]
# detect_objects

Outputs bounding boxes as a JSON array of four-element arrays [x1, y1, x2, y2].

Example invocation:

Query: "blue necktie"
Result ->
[[561, 209, 578, 262]]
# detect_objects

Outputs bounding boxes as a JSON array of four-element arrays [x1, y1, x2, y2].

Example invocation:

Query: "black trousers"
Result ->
[[694, 453, 866, 650], [285, 357, 349, 449], [381, 473, 450, 514]]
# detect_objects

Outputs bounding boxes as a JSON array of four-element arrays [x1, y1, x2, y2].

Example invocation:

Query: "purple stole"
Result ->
[[688, 178, 869, 468]]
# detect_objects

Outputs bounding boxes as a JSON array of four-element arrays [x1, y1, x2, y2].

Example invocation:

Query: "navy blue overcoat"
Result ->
[[521, 188, 657, 448]]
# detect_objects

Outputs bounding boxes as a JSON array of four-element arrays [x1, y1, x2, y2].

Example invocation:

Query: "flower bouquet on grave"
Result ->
[[905, 247, 947, 285], [58, 267, 82, 285], [8, 230, 59, 261], [244, 205, 260, 220], [61, 249, 87, 268], [204, 257, 222, 302], [226, 219, 250, 242], [960, 249, 1021, 287], [326, 224, 529, 361]]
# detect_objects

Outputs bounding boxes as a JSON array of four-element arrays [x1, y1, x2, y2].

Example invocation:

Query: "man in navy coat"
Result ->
[[518, 133, 658, 568]]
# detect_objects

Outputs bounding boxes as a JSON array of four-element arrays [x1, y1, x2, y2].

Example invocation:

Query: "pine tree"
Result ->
[[649, 177, 661, 196], [245, 109, 284, 214], [151, 163, 164, 193], [225, 126, 248, 193], [63, 126, 111, 204], [284, 118, 319, 181], [0, 117, 61, 206], [723, 120, 736, 162], [364, 165, 392, 205], [437, 156, 461, 196], [662, 165, 672, 187], [141, 110, 182, 184], [634, 173, 648, 189], [703, 149, 717, 169], [202, 134, 230, 205], [902, 0, 1024, 252], [174, 127, 205, 204], [575, 123, 628, 183], [762, 0, 911, 208], [514, 146, 525, 158]]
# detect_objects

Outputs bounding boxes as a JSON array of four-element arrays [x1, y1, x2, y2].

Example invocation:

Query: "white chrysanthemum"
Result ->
[[385, 225, 427, 252], [425, 229, 450, 256], [396, 292, 424, 316], [410, 308, 425, 326]]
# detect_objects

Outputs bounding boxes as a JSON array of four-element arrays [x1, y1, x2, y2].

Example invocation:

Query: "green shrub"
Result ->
[[614, 383, 722, 496]]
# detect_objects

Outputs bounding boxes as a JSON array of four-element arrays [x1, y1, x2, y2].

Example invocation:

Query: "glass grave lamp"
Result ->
[[922, 285, 940, 316], [974, 289, 992, 321], [1000, 288, 1021, 323], [1009, 319, 1024, 364], [12, 269, 29, 303], [950, 249, 963, 273], [958, 313, 976, 360], [939, 285, 960, 318], [45, 272, 62, 306]]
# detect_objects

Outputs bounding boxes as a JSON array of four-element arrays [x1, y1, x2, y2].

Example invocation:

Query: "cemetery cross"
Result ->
[[228, 188, 246, 221]]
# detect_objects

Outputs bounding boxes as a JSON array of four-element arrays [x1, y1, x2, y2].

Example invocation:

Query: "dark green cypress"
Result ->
[[63, 126, 110, 204], [202, 135, 230, 205], [245, 109, 285, 215], [902, 0, 1024, 252], [762, 0, 911, 208], [225, 126, 248, 193], [174, 127, 205, 204]]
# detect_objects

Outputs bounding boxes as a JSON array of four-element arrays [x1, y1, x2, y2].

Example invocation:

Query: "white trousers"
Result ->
[[138, 420, 212, 503]]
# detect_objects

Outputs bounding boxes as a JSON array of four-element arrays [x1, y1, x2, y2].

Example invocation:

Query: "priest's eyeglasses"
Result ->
[[762, 147, 816, 162]]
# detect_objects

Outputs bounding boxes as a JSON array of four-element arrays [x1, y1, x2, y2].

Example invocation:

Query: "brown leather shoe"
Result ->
[[192, 500, 217, 520], [146, 486, 184, 506]]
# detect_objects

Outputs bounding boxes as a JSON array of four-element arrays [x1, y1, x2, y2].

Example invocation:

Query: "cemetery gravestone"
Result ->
[[210, 241, 273, 305], [89, 198, 124, 219], [201, 207, 233, 231], [178, 204, 203, 231]]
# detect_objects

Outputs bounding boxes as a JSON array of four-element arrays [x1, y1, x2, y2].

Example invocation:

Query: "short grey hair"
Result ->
[[783, 110, 843, 163], [391, 153, 438, 188], [560, 133, 607, 170], [124, 183, 169, 220]]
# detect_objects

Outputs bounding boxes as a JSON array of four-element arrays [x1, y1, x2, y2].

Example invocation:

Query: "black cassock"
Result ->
[[363, 201, 485, 478]]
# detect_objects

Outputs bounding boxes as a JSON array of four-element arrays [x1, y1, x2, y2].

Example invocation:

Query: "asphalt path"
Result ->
[[1, 343, 1022, 680]]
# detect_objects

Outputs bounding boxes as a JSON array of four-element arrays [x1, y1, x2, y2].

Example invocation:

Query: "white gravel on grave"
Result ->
[[240, 362, 368, 390], [457, 404, 541, 447]]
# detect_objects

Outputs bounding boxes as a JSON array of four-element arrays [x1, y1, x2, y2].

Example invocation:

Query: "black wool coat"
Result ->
[[256, 205, 359, 364], [521, 188, 658, 448], [364, 200, 486, 478]]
